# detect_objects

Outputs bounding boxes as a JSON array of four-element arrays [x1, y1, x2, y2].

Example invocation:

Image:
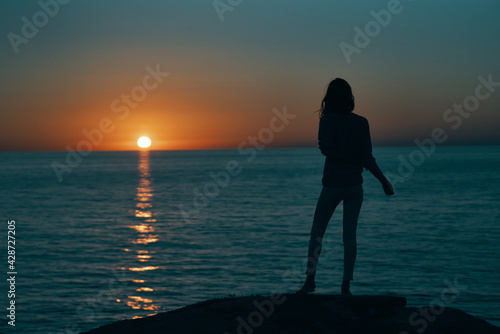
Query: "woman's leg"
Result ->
[[306, 186, 343, 277], [341, 185, 363, 282]]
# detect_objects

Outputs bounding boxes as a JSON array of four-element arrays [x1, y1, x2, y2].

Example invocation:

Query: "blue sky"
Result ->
[[1, 0, 499, 150]]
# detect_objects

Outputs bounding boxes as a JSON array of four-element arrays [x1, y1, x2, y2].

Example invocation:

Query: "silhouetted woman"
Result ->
[[298, 78, 394, 295]]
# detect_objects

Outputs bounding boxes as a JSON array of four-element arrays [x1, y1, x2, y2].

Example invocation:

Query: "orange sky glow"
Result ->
[[1, 1, 499, 151]]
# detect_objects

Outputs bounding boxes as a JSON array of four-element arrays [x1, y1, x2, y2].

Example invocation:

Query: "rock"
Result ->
[[81, 294, 500, 334]]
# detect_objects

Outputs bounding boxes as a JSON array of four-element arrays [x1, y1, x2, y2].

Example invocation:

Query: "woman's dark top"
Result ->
[[318, 112, 385, 188]]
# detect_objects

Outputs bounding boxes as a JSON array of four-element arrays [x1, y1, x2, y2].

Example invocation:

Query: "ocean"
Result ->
[[1, 146, 499, 333]]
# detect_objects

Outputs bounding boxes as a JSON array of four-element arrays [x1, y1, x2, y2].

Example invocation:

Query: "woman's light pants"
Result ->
[[306, 184, 363, 281]]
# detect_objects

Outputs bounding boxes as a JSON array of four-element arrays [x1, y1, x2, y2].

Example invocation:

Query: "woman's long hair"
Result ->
[[318, 78, 355, 117]]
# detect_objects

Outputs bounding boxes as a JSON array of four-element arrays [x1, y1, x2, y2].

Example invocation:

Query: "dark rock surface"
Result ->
[[82, 294, 500, 334]]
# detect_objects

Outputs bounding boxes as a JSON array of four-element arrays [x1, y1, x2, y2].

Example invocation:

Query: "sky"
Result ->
[[1, 0, 499, 151]]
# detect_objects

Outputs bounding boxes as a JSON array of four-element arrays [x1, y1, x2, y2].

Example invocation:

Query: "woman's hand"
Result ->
[[382, 178, 394, 196]]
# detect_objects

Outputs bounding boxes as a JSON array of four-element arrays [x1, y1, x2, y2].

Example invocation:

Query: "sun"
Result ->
[[137, 136, 152, 149]]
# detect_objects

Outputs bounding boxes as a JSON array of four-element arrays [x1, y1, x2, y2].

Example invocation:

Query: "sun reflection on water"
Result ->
[[119, 150, 161, 317]]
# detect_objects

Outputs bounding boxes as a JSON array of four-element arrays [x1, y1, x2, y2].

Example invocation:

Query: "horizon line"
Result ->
[[1, 142, 500, 153]]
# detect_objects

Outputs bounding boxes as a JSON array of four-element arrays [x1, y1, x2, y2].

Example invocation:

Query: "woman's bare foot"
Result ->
[[341, 280, 352, 296], [297, 275, 316, 294]]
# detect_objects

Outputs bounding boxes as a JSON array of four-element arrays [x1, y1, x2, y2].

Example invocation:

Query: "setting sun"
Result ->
[[137, 137, 152, 149]]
